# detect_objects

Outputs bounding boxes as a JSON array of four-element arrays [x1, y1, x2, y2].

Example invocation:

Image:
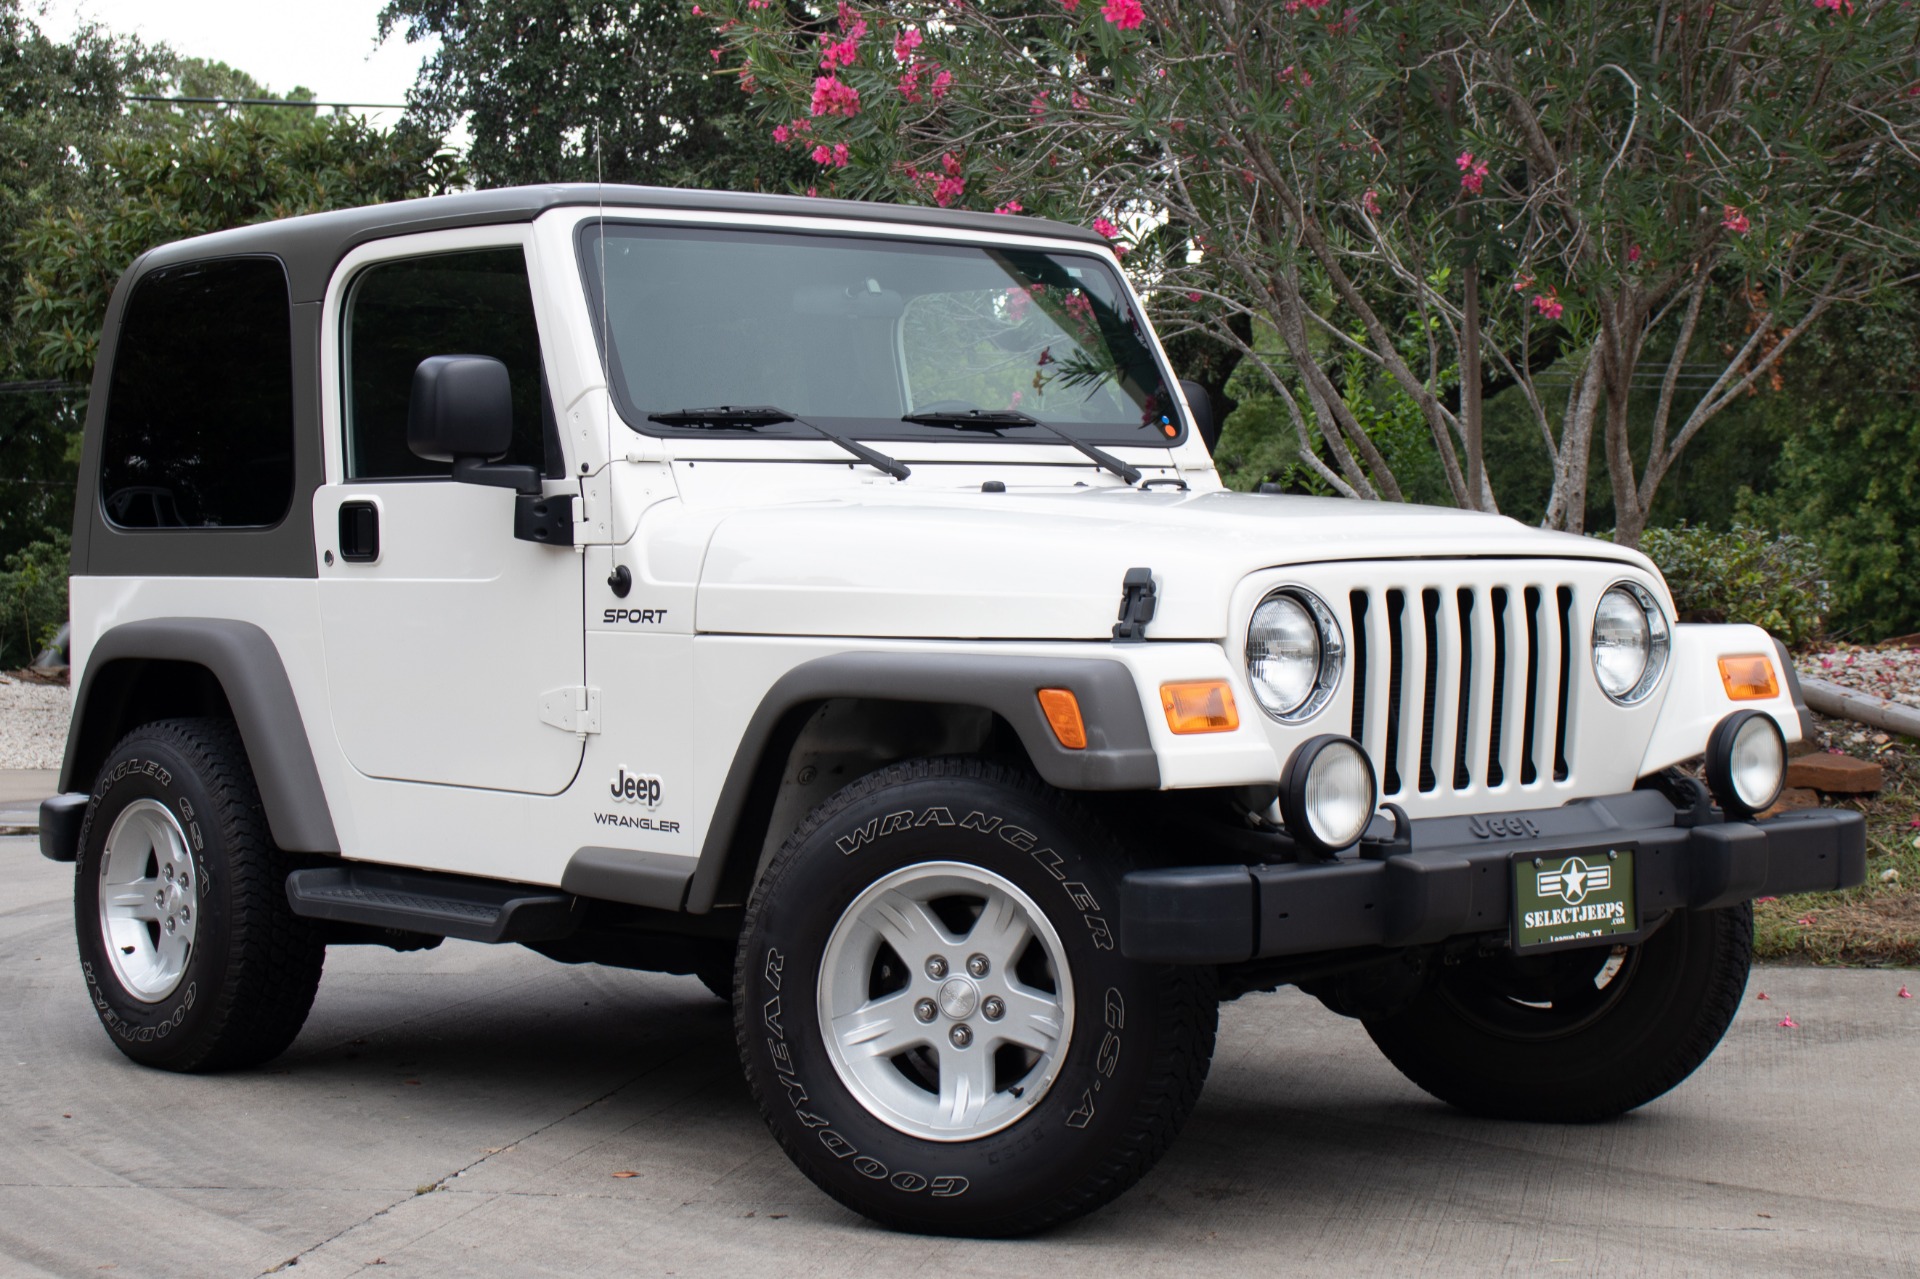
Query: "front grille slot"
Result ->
[[1347, 576, 1574, 801]]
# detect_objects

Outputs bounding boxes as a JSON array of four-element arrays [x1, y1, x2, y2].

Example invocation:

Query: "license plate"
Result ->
[[1513, 849, 1638, 951]]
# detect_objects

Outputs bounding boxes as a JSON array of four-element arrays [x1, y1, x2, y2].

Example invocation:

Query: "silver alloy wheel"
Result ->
[[97, 798, 199, 1002], [817, 861, 1074, 1142]]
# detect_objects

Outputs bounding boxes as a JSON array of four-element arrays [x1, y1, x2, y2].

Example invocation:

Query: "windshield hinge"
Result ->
[[1112, 567, 1158, 642], [540, 686, 602, 736]]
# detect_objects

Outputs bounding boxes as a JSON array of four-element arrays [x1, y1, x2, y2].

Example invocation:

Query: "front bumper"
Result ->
[[1120, 790, 1866, 964]]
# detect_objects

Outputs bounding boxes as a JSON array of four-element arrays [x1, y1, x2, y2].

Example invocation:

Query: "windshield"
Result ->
[[578, 223, 1180, 448]]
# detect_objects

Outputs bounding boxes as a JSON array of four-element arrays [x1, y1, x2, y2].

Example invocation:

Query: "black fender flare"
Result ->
[[680, 651, 1160, 913], [57, 618, 340, 855]]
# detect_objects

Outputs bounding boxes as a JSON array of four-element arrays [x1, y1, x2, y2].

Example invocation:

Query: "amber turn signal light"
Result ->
[[1718, 654, 1780, 701], [1036, 688, 1088, 749], [1160, 680, 1240, 734]]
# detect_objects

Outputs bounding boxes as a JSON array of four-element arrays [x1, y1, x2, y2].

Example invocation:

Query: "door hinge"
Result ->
[[540, 686, 602, 735]]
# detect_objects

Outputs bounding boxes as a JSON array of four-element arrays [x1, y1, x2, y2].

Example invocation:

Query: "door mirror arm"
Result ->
[[452, 456, 541, 495]]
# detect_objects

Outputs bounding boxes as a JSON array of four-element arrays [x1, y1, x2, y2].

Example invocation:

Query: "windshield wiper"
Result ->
[[647, 405, 909, 481], [901, 408, 1142, 485]]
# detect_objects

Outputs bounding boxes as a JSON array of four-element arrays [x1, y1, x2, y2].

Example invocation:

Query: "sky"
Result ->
[[30, 0, 438, 128]]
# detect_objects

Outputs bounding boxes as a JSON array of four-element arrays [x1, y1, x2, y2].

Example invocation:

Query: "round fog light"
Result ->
[[1278, 735, 1378, 856], [1704, 710, 1786, 819]]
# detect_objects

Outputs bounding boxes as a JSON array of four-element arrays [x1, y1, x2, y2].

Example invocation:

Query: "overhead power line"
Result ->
[[125, 94, 410, 110]]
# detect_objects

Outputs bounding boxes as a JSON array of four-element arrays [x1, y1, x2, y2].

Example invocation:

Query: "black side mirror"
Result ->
[[1179, 378, 1220, 453], [409, 355, 538, 494]]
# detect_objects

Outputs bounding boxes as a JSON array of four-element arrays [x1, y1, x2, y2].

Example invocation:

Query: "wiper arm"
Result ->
[[901, 408, 1141, 485], [648, 405, 909, 481]]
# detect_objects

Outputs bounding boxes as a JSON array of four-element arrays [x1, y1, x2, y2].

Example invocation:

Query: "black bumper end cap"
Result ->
[[38, 793, 89, 863], [1119, 865, 1256, 963]]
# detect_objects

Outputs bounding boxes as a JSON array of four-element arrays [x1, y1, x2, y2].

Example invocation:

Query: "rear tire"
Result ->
[[1363, 904, 1752, 1122], [73, 718, 325, 1072], [737, 758, 1216, 1236]]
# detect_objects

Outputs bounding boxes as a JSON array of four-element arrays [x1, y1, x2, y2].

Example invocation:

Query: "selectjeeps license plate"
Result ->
[[1513, 849, 1638, 951]]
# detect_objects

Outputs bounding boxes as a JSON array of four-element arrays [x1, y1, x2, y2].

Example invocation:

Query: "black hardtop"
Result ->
[[136, 183, 1110, 303]]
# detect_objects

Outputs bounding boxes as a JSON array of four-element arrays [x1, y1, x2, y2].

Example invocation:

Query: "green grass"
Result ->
[[1753, 739, 1920, 967]]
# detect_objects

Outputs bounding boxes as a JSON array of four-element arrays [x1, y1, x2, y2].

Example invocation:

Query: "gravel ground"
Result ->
[[1797, 644, 1920, 709], [0, 676, 71, 769]]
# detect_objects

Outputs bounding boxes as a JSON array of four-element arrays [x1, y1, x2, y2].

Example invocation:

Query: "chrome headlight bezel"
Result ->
[[1246, 587, 1344, 722], [1591, 581, 1670, 705]]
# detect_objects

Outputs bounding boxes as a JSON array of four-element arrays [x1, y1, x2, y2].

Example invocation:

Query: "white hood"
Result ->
[[690, 487, 1651, 639]]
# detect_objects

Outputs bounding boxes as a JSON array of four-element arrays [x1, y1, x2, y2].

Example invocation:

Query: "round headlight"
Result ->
[[1247, 588, 1343, 721], [1705, 710, 1786, 818], [1592, 582, 1670, 704], [1278, 735, 1378, 855]]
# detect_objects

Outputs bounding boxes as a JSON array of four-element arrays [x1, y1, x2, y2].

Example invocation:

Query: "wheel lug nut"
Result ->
[[982, 996, 1004, 1021], [966, 954, 989, 978], [165, 916, 176, 933], [914, 998, 937, 1023], [925, 956, 948, 979], [949, 1024, 972, 1048], [179, 906, 191, 923], [154, 890, 166, 908], [163, 865, 174, 882]]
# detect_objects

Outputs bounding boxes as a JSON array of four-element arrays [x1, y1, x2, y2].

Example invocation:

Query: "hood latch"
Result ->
[[1112, 567, 1158, 642]]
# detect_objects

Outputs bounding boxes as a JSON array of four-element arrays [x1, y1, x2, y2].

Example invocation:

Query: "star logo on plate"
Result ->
[[1537, 856, 1610, 905]]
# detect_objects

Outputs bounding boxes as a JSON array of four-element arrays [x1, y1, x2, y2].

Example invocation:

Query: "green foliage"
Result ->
[[0, 531, 68, 667], [1626, 523, 1829, 646], [379, 0, 814, 192], [1741, 404, 1920, 640]]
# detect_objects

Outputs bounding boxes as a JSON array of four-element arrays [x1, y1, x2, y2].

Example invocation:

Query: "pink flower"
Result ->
[[898, 65, 923, 102], [1779, 1016, 1799, 1028], [819, 36, 860, 70], [1899, 985, 1912, 998], [1722, 205, 1751, 234], [1092, 216, 1120, 239], [994, 200, 1025, 214], [1757, 991, 1771, 1000], [1456, 150, 1489, 195], [811, 75, 861, 117], [1362, 189, 1381, 216], [1186, 291, 1202, 301], [1102, 0, 1145, 30], [931, 68, 952, 99], [1795, 914, 1817, 926], [1004, 287, 1032, 321], [709, 48, 723, 62], [809, 142, 850, 168], [773, 124, 789, 144], [691, 3, 701, 12], [894, 28, 922, 60], [932, 153, 965, 206], [1071, 90, 1090, 110], [1814, 0, 1853, 12], [1030, 92, 1050, 116], [1062, 0, 1080, 9], [1627, 244, 1642, 264], [1756, 896, 1778, 903], [1064, 292, 1095, 322], [1531, 292, 1564, 321], [748, 0, 768, 8]]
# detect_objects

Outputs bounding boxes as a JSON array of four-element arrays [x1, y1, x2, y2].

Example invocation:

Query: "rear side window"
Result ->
[[100, 257, 295, 529], [343, 248, 552, 480]]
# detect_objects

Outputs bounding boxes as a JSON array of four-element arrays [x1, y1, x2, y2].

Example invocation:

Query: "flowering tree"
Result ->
[[707, 0, 1919, 543]]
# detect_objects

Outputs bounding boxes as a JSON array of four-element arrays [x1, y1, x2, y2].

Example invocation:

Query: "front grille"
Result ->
[[1348, 581, 1574, 799]]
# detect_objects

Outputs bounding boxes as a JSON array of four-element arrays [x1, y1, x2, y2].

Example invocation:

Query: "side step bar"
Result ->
[[286, 865, 578, 944]]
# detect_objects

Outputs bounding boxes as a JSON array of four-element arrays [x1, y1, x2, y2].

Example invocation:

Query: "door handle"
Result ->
[[339, 501, 380, 563]]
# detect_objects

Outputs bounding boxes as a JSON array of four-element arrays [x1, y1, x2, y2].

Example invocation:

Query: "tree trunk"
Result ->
[[1462, 259, 1485, 512]]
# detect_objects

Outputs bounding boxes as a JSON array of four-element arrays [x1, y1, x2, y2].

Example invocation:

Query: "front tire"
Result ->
[[737, 758, 1216, 1236], [74, 718, 325, 1072], [1363, 904, 1752, 1122]]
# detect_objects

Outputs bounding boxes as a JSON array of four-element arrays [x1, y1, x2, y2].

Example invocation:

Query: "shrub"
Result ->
[[0, 532, 70, 668], [1624, 523, 1828, 646], [1740, 404, 1920, 641]]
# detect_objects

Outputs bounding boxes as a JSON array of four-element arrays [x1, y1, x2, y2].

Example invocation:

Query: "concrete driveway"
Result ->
[[5, 836, 1917, 1279]]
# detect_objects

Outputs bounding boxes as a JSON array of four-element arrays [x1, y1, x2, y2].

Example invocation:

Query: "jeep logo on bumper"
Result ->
[[1467, 814, 1542, 839]]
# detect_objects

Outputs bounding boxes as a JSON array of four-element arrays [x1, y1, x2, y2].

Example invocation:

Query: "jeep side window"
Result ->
[[99, 256, 295, 529], [343, 248, 557, 480]]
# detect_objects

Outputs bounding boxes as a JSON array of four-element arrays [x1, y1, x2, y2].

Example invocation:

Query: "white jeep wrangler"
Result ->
[[45, 185, 1864, 1236]]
